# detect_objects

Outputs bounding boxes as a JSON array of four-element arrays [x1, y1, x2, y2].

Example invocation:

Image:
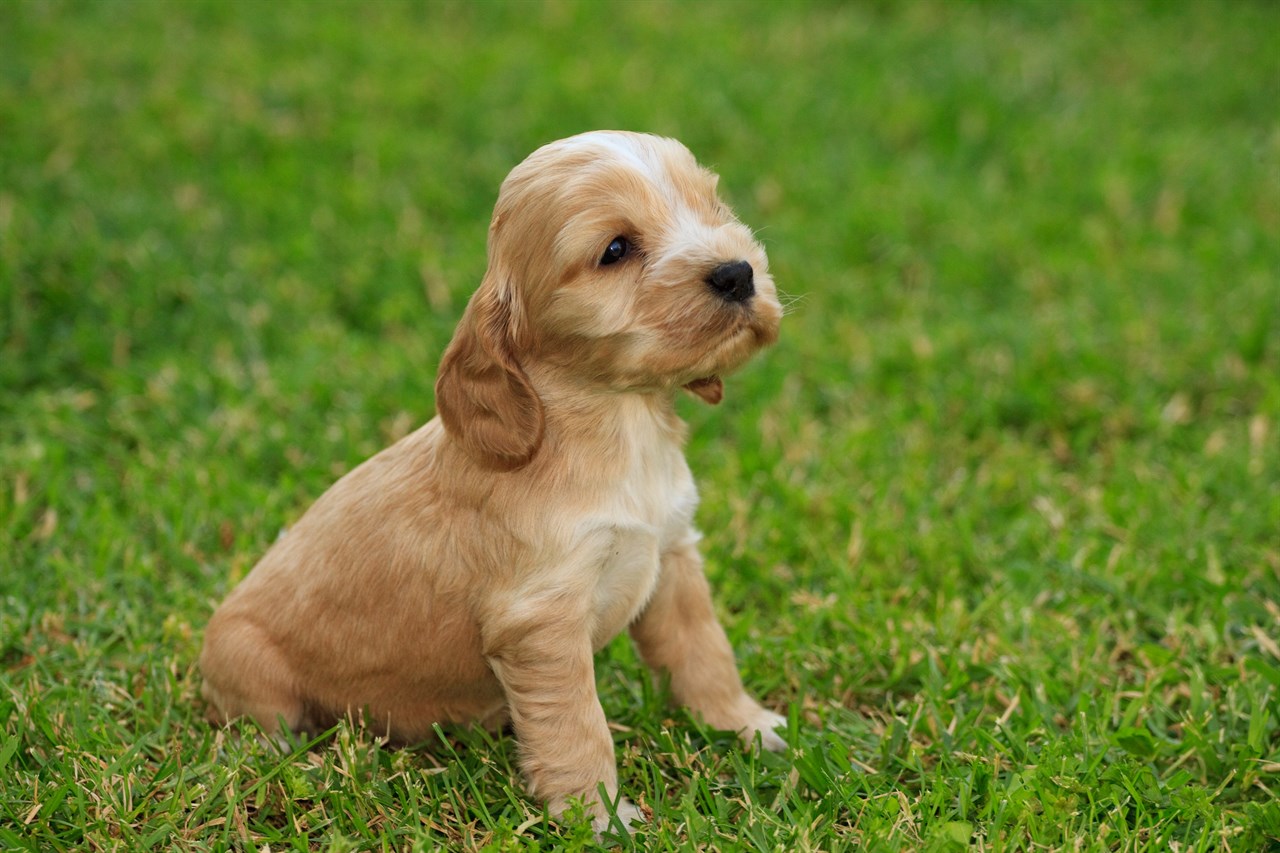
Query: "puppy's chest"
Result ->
[[585, 453, 698, 648]]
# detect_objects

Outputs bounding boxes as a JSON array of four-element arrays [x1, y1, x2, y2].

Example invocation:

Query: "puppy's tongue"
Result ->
[[683, 375, 724, 405]]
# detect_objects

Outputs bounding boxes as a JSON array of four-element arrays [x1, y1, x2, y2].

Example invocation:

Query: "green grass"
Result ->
[[2, 0, 1278, 849]]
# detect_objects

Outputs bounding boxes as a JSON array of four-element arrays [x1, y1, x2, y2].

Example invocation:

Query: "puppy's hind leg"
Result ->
[[199, 615, 307, 738]]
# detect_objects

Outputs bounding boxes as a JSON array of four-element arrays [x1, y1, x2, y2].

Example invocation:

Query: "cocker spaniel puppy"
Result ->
[[200, 131, 785, 831]]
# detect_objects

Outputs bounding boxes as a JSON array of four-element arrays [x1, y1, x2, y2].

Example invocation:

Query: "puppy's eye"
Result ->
[[599, 236, 630, 267]]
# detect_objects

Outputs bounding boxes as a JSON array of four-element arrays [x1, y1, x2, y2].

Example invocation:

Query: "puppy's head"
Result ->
[[436, 131, 782, 470]]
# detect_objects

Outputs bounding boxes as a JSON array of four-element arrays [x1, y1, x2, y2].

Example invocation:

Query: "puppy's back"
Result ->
[[199, 419, 505, 739]]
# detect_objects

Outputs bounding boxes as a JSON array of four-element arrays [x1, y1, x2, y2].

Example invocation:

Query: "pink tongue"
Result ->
[[683, 375, 724, 405]]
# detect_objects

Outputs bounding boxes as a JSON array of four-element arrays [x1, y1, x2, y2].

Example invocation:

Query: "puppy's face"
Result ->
[[436, 132, 782, 469], [496, 132, 781, 399]]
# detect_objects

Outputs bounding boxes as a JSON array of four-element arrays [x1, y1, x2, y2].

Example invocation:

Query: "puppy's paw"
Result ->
[[550, 792, 646, 838], [739, 707, 788, 753], [591, 796, 646, 837]]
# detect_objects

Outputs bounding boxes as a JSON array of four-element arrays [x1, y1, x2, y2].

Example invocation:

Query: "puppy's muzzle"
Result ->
[[706, 260, 755, 303]]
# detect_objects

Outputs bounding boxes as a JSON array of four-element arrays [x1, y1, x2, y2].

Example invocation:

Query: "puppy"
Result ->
[[200, 131, 785, 831]]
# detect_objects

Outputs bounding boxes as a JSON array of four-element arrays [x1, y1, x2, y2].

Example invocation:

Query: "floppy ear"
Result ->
[[434, 273, 545, 471]]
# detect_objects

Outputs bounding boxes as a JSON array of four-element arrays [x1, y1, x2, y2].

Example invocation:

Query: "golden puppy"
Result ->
[[200, 131, 785, 831]]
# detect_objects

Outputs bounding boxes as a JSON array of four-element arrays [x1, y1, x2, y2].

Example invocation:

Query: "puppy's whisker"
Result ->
[[775, 290, 808, 316]]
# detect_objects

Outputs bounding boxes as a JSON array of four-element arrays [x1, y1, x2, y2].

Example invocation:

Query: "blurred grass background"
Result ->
[[2, 1, 1278, 850]]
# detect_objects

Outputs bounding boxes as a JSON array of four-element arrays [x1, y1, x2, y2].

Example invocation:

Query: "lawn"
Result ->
[[2, 0, 1278, 850]]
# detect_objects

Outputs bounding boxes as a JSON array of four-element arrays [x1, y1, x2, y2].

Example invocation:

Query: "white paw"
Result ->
[[591, 796, 645, 836], [740, 709, 788, 752]]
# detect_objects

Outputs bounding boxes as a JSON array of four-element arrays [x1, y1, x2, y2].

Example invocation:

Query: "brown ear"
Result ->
[[683, 375, 724, 405], [434, 276, 544, 471]]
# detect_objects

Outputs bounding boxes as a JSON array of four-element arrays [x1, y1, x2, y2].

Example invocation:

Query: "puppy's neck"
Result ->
[[529, 366, 689, 455]]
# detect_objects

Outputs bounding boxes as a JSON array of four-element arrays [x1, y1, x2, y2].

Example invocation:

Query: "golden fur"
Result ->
[[199, 131, 785, 831]]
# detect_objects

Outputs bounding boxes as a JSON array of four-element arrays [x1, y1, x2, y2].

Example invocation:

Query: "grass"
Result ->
[[2, 0, 1278, 849]]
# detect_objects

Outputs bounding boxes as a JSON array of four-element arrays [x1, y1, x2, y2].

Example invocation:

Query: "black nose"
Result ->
[[705, 260, 755, 303]]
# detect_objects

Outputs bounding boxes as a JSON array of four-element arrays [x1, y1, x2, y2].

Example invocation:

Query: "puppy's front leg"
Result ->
[[484, 620, 643, 833], [630, 540, 787, 751]]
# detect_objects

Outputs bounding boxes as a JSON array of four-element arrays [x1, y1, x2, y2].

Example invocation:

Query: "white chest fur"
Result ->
[[570, 400, 700, 649]]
